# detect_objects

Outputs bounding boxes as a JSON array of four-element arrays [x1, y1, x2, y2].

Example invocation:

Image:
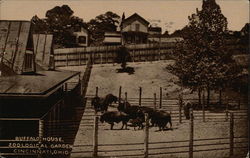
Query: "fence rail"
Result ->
[[54, 43, 176, 67], [71, 111, 248, 158]]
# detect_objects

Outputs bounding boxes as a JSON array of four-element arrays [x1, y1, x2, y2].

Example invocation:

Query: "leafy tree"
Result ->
[[115, 46, 131, 69], [32, 5, 87, 47], [168, 0, 242, 106], [87, 11, 120, 45], [31, 15, 49, 34]]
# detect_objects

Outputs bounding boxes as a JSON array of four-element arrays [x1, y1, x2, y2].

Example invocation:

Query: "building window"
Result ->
[[135, 24, 140, 32], [78, 36, 86, 44]]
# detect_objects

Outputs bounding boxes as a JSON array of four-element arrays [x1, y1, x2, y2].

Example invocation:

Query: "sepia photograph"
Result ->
[[0, 0, 249, 158]]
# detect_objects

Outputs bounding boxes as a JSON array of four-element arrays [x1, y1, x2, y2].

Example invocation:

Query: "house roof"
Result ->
[[122, 13, 150, 26], [0, 70, 80, 98]]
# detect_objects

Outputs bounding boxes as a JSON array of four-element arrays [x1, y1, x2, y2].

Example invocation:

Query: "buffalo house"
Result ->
[[0, 20, 84, 157]]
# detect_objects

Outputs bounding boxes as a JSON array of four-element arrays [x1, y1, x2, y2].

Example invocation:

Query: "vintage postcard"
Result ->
[[0, 0, 249, 158]]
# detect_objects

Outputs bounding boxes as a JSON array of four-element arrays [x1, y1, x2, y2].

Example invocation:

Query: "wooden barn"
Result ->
[[0, 20, 85, 157]]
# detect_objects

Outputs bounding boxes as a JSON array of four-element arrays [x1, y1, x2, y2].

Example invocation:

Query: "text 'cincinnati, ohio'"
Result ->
[[13, 149, 70, 155]]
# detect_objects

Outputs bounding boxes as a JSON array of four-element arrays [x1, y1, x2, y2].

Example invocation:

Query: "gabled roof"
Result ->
[[122, 13, 150, 26], [0, 20, 35, 75]]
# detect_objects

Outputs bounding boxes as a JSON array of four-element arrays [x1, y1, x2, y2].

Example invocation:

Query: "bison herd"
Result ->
[[91, 94, 172, 131]]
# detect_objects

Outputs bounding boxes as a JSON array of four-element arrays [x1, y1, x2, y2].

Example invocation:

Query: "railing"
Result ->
[[71, 111, 248, 158]]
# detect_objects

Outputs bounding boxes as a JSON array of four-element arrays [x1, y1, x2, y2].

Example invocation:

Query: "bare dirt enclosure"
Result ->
[[59, 61, 248, 158]]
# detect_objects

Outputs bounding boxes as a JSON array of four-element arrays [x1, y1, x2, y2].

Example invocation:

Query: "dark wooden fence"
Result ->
[[87, 86, 247, 123], [69, 86, 248, 158], [71, 111, 248, 158], [54, 43, 176, 67]]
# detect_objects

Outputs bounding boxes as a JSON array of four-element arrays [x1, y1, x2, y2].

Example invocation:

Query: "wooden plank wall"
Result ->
[[54, 43, 176, 67], [0, 21, 31, 74], [33, 34, 54, 70]]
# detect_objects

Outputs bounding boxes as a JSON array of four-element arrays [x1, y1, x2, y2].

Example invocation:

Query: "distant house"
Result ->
[[121, 13, 150, 44], [73, 26, 89, 47]]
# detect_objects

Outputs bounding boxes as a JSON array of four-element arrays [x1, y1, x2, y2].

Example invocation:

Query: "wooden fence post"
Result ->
[[79, 51, 81, 66], [133, 49, 135, 62], [100, 54, 103, 65], [65, 83, 68, 92], [229, 112, 234, 156], [219, 89, 222, 107], [125, 92, 128, 109], [66, 53, 68, 66], [139, 87, 142, 106], [202, 91, 206, 122], [158, 46, 161, 61], [93, 115, 99, 158], [225, 98, 229, 121], [154, 93, 157, 110], [118, 86, 122, 104], [144, 113, 149, 158], [238, 99, 241, 110], [125, 92, 127, 102], [159, 87, 162, 109], [95, 87, 98, 97], [105, 49, 108, 64], [178, 94, 182, 124], [189, 108, 194, 158]]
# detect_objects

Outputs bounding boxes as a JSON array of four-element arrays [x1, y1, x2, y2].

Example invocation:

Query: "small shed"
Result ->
[[0, 20, 84, 157]]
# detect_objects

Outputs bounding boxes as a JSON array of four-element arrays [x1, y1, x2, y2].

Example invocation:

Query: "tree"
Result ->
[[87, 11, 120, 45], [31, 15, 49, 34], [32, 5, 87, 47], [168, 0, 242, 106]]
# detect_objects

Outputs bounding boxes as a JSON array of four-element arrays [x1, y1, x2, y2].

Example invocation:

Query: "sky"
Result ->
[[0, 0, 249, 33]]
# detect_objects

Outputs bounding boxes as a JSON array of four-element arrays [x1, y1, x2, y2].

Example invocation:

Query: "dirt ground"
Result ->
[[59, 61, 248, 158]]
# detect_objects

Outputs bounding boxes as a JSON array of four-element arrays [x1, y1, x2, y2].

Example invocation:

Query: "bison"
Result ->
[[151, 110, 172, 131], [128, 117, 144, 130], [91, 94, 118, 113], [118, 101, 156, 125], [100, 111, 129, 130]]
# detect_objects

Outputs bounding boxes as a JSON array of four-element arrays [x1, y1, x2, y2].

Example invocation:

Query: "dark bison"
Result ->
[[127, 109, 145, 130], [151, 110, 172, 131], [100, 111, 129, 130], [118, 101, 155, 124], [128, 117, 144, 130], [91, 94, 118, 113]]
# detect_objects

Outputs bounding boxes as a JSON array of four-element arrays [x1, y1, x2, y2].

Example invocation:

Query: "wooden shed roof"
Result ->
[[0, 20, 33, 74], [33, 34, 54, 70], [0, 70, 80, 98]]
